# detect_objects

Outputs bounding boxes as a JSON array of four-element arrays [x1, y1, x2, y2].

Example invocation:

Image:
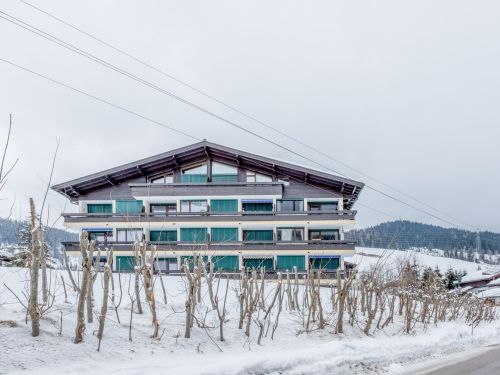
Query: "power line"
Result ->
[[0, 58, 198, 141], [15, 0, 475, 230], [0, 11, 476, 230]]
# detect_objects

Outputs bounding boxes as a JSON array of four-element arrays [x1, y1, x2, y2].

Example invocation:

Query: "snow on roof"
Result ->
[[460, 270, 500, 284], [478, 287, 500, 299], [487, 278, 500, 287]]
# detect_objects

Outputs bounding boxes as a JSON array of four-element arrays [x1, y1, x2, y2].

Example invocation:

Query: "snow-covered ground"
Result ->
[[1, 248, 500, 375]]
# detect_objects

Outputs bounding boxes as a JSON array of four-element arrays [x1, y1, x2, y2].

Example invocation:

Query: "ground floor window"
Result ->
[[309, 256, 340, 270], [243, 257, 274, 271]]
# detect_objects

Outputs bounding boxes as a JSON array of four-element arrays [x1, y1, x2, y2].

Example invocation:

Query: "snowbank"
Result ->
[[1, 261, 500, 375]]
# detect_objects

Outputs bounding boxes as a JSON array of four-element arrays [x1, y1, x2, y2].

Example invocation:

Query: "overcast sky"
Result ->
[[0, 0, 499, 232]]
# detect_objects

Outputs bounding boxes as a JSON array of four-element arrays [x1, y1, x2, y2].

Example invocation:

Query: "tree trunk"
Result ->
[[28, 198, 41, 337], [74, 233, 92, 343]]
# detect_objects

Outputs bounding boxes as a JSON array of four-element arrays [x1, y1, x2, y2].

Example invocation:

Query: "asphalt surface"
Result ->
[[419, 345, 500, 375]]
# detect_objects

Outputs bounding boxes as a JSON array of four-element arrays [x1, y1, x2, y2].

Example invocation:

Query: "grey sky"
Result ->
[[0, 0, 499, 232]]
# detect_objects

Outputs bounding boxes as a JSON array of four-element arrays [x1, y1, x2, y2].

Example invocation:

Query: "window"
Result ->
[[277, 228, 304, 241], [150, 174, 173, 184], [242, 200, 273, 212], [88, 230, 113, 242], [116, 200, 143, 214], [243, 230, 274, 242], [150, 203, 177, 214], [180, 200, 208, 213], [210, 199, 238, 213], [116, 228, 143, 242], [308, 201, 338, 212], [211, 228, 238, 242], [212, 162, 238, 182], [246, 171, 272, 182], [181, 164, 207, 183], [180, 228, 208, 242], [309, 230, 340, 241], [150, 230, 177, 242], [276, 199, 303, 212], [87, 203, 112, 214]]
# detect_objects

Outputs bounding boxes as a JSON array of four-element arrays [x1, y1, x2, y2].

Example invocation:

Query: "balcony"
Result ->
[[61, 239, 356, 252], [61, 210, 357, 223]]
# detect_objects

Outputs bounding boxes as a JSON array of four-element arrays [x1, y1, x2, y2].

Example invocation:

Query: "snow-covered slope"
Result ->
[[348, 247, 494, 275]]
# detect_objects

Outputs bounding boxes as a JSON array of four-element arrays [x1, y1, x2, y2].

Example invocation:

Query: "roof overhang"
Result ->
[[51, 141, 364, 209]]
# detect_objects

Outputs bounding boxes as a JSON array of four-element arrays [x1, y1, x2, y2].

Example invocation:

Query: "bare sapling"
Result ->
[[133, 242, 143, 314], [141, 244, 159, 338], [86, 243, 98, 323], [183, 260, 195, 338], [215, 275, 230, 341], [64, 249, 80, 292], [112, 263, 124, 324], [335, 270, 355, 334], [41, 242, 48, 304], [61, 275, 68, 303], [28, 198, 41, 337], [74, 232, 93, 343], [203, 261, 217, 309], [271, 273, 284, 340], [97, 248, 112, 351], [245, 270, 260, 337], [285, 270, 294, 311], [154, 252, 167, 305], [258, 272, 282, 344], [238, 268, 248, 330]]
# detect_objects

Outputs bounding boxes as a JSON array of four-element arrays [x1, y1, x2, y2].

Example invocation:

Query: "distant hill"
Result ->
[[346, 220, 500, 263], [0, 217, 78, 261]]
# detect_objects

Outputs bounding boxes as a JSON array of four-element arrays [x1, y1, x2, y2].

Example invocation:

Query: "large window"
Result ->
[[212, 162, 238, 182], [180, 200, 208, 213], [87, 203, 112, 214], [116, 200, 143, 214], [116, 228, 143, 242], [211, 228, 238, 242], [180, 228, 208, 242], [276, 199, 303, 212], [243, 230, 274, 242], [246, 171, 272, 182], [150, 203, 177, 214], [277, 228, 304, 241], [309, 229, 340, 241], [308, 201, 338, 212], [210, 199, 238, 213], [242, 200, 273, 212], [150, 230, 177, 242], [181, 164, 207, 183], [150, 173, 173, 184]]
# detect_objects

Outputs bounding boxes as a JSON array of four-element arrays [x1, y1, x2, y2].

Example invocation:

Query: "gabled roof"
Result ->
[[51, 141, 364, 209]]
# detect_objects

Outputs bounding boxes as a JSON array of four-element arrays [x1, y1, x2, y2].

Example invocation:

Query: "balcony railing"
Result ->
[[61, 210, 357, 222], [61, 239, 356, 252]]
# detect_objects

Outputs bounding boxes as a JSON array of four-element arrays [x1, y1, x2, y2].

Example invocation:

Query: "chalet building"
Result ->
[[52, 141, 364, 273]]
